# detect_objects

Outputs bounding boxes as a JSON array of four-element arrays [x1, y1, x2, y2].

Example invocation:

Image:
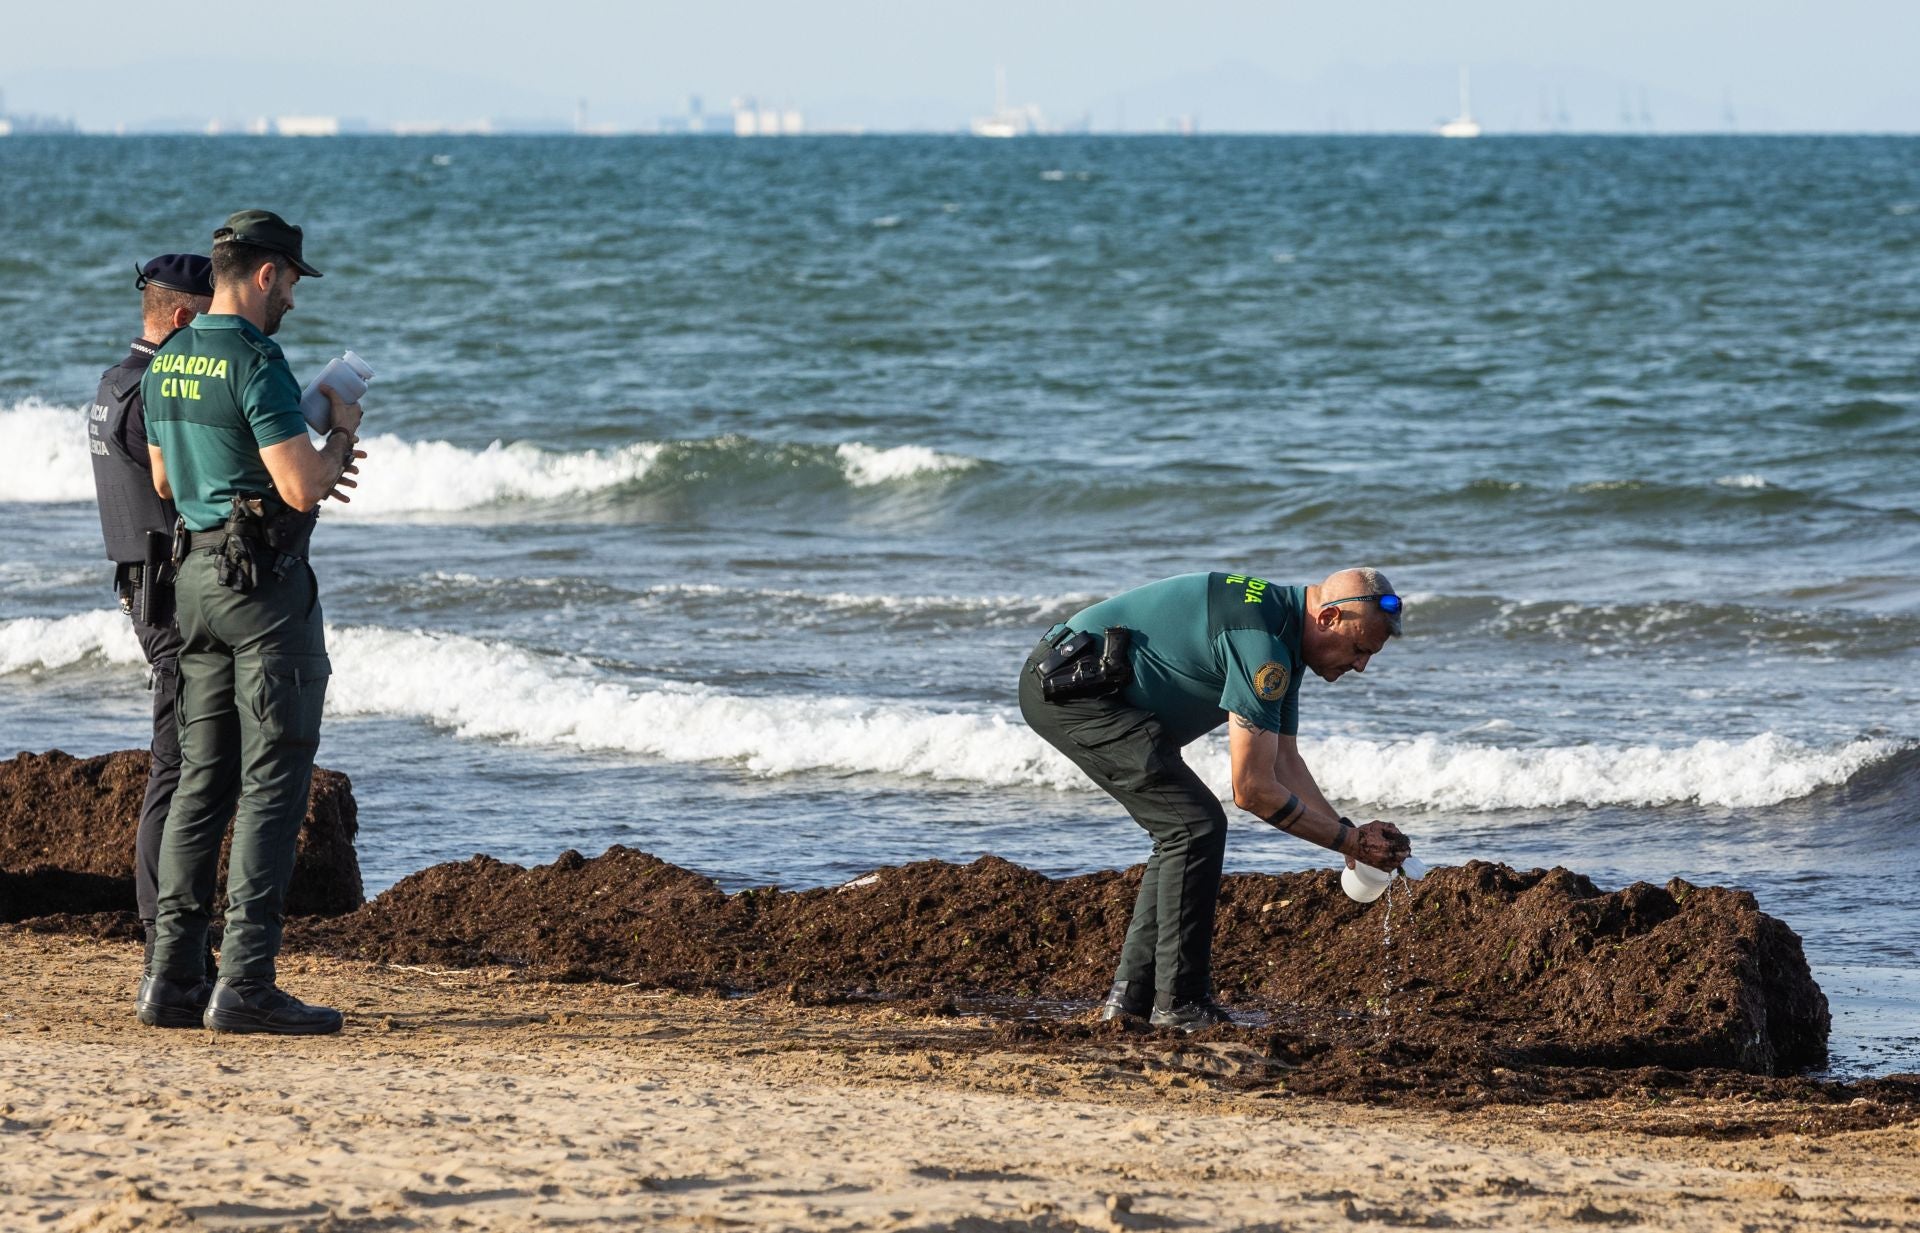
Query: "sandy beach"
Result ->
[[6, 929, 1918, 1233]]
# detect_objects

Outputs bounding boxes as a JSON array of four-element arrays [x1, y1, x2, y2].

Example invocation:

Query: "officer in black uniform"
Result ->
[[87, 254, 214, 999]]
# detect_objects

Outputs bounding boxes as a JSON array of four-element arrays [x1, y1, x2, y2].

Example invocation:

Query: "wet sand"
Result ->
[[7, 930, 1919, 1232]]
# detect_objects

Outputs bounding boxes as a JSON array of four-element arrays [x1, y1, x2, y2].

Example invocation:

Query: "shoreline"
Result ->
[[7, 930, 1920, 1232], [7, 750, 1917, 1118]]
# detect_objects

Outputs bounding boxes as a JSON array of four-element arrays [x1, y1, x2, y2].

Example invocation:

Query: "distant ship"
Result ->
[[971, 67, 1044, 138], [1438, 68, 1482, 139]]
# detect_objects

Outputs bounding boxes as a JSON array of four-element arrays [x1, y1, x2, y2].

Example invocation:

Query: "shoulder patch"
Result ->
[[1254, 661, 1290, 702]]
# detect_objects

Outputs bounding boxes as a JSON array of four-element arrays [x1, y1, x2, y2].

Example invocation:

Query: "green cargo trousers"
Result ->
[[1018, 637, 1228, 1009], [151, 549, 330, 985]]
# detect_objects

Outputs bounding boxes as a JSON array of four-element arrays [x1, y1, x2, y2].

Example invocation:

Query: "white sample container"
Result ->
[[299, 350, 374, 432], [1341, 854, 1429, 903], [1341, 861, 1393, 903]]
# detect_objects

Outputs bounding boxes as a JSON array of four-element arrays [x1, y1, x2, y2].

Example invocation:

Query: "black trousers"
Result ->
[[1018, 639, 1228, 1008], [129, 606, 184, 927]]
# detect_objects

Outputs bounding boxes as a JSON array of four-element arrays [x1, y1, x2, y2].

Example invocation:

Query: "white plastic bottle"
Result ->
[[299, 350, 374, 432]]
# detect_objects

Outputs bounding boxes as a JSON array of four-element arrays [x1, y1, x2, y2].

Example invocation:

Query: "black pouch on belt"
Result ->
[[1040, 626, 1134, 703], [137, 529, 175, 627], [215, 499, 263, 594]]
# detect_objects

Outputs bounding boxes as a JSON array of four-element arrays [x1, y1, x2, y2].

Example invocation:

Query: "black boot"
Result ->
[[1149, 1000, 1233, 1032], [1099, 980, 1152, 1022], [137, 921, 157, 1008], [203, 979, 343, 1036], [136, 974, 213, 1028]]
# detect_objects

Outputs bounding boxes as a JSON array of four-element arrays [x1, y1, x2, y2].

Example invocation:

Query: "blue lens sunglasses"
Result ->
[[1323, 593, 1404, 618]]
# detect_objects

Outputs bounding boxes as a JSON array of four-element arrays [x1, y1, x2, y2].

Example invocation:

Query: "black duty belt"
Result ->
[[185, 528, 307, 560]]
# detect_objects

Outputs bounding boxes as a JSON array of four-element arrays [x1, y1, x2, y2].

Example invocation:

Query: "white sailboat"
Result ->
[[1438, 68, 1482, 139]]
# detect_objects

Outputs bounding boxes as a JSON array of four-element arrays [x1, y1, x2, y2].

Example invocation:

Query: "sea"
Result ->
[[1, 134, 1914, 1074]]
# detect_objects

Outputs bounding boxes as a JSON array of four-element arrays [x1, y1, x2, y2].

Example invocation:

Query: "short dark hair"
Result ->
[[141, 283, 204, 323], [211, 240, 284, 289]]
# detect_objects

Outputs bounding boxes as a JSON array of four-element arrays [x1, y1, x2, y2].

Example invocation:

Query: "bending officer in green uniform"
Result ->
[[1020, 567, 1412, 1031], [137, 210, 366, 1035]]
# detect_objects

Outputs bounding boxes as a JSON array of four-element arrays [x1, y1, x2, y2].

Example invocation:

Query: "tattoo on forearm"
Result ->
[[1264, 793, 1304, 833]]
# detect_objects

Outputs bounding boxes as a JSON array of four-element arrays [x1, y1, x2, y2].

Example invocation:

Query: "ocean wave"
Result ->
[[3, 611, 1905, 811], [833, 442, 978, 486], [1408, 593, 1920, 655], [0, 399, 99, 503], [0, 609, 145, 674], [1434, 474, 1918, 524], [634, 582, 1096, 628], [341, 435, 666, 512], [349, 576, 1096, 628], [0, 402, 982, 513], [1305, 732, 1903, 811]]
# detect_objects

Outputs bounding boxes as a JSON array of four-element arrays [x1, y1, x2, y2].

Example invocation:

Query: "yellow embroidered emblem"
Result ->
[[1254, 661, 1289, 702]]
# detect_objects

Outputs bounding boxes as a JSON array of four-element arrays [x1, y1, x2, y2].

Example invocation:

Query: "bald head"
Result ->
[[1317, 566, 1401, 637], [1299, 566, 1401, 683]]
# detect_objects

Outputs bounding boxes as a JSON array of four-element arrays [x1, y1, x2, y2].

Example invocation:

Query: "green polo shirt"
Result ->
[[142, 314, 308, 531], [1064, 572, 1306, 746]]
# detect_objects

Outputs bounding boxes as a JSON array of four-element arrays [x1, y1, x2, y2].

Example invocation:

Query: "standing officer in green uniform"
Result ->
[[1020, 567, 1412, 1031], [87, 254, 213, 995], [137, 210, 365, 1035]]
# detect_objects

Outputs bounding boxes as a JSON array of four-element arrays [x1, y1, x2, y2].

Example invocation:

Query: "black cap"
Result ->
[[212, 208, 322, 277], [134, 253, 214, 297]]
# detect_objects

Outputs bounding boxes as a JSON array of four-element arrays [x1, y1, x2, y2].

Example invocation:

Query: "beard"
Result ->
[[262, 282, 293, 335]]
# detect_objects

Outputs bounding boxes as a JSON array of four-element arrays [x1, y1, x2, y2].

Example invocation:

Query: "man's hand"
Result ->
[[324, 446, 367, 503], [1346, 820, 1411, 872], [316, 383, 366, 504], [320, 383, 364, 438]]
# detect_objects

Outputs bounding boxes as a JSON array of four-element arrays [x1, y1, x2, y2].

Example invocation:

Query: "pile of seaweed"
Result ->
[[15, 747, 1915, 1125], [0, 750, 361, 922], [293, 844, 1828, 1076]]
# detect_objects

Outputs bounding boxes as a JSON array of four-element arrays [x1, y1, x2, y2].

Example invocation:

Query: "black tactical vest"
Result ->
[[89, 340, 178, 563]]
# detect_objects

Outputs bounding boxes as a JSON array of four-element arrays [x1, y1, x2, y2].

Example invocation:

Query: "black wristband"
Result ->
[[1333, 818, 1356, 854]]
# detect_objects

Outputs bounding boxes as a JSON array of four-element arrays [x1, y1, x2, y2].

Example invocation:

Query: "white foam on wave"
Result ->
[[0, 401, 979, 512], [1293, 732, 1899, 811], [0, 400, 96, 502], [1715, 473, 1771, 489], [340, 433, 665, 514], [2, 612, 1898, 812], [0, 610, 144, 674], [834, 442, 979, 487], [322, 625, 1082, 787]]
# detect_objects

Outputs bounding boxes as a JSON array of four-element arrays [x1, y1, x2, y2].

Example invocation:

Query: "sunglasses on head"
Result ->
[[1323, 592, 1403, 616]]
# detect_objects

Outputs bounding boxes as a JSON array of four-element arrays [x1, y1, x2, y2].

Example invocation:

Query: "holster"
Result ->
[[213, 493, 317, 594], [1038, 626, 1134, 703], [136, 530, 174, 627]]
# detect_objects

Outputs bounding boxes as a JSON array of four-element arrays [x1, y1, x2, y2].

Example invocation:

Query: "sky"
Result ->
[[5, 0, 1920, 133]]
